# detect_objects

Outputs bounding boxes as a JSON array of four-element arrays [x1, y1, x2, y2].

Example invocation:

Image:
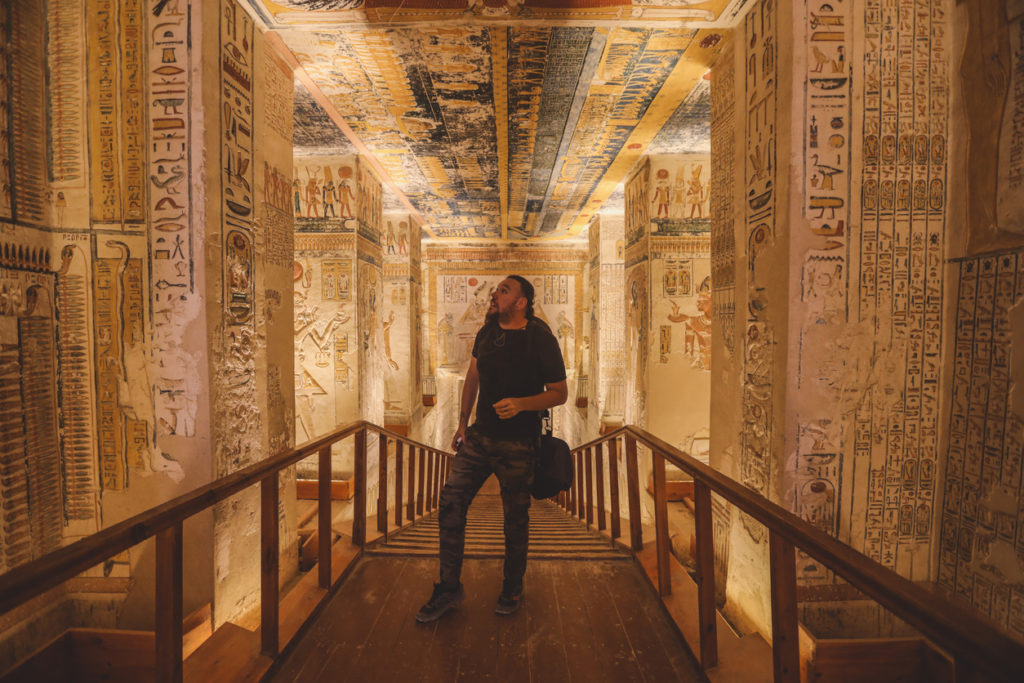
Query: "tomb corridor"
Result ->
[[1, 0, 1024, 681]]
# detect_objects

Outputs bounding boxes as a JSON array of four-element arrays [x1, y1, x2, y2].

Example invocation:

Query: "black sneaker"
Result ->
[[415, 582, 465, 623], [495, 583, 522, 616]]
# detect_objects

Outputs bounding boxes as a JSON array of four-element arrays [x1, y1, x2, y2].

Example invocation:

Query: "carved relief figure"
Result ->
[[667, 277, 712, 370], [686, 164, 706, 218]]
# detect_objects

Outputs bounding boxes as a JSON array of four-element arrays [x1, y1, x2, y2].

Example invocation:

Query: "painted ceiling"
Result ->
[[247, 0, 742, 240]]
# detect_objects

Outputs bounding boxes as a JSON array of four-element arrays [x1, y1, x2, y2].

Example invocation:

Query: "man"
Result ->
[[416, 275, 567, 622]]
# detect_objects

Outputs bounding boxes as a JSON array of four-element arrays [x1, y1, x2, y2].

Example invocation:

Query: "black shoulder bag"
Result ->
[[525, 321, 573, 499], [532, 410, 573, 499]]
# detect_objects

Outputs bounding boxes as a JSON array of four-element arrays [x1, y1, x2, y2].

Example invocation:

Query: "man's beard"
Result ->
[[485, 308, 498, 325]]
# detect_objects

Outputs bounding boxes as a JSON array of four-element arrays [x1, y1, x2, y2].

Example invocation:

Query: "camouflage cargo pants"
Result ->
[[438, 425, 538, 589]]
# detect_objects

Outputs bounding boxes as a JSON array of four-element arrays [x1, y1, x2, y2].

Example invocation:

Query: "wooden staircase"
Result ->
[[367, 490, 627, 561]]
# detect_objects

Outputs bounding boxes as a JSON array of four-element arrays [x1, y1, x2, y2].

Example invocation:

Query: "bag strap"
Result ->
[[525, 319, 555, 437]]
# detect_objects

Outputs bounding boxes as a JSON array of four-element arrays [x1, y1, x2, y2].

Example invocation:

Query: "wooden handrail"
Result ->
[[568, 425, 1024, 682], [0, 419, 453, 682]]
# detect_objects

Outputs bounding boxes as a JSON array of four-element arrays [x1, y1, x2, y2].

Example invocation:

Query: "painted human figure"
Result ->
[[382, 311, 399, 370], [305, 178, 320, 218], [438, 312, 455, 365], [556, 310, 574, 366], [293, 179, 302, 216], [653, 169, 671, 218], [686, 164, 706, 218], [322, 180, 337, 218], [667, 278, 712, 370], [338, 179, 354, 217], [386, 221, 397, 254], [398, 221, 409, 254]]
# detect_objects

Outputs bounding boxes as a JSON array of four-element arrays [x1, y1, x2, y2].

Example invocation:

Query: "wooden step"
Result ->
[[368, 495, 627, 560]]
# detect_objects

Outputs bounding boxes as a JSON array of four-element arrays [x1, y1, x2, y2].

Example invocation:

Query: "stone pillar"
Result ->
[[589, 215, 626, 427], [206, 0, 298, 626], [709, 0, 970, 639], [381, 213, 421, 433]]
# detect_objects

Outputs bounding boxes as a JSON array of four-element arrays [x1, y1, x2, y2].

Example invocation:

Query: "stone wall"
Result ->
[[0, 0, 299, 659], [935, 0, 1024, 639], [709, 0, 1024, 643]]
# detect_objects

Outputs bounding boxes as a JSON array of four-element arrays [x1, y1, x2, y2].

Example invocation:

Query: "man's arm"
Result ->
[[491, 380, 568, 420], [452, 357, 480, 450]]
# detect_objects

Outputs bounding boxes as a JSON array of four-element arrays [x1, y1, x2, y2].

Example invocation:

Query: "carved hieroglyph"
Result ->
[[997, 4, 1024, 232], [939, 251, 1024, 639], [217, 0, 259, 475], [0, 248, 63, 571], [740, 0, 777, 540], [710, 42, 736, 356], [847, 0, 948, 577]]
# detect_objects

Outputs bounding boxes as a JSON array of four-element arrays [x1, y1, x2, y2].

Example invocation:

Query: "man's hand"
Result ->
[[451, 426, 466, 451], [492, 397, 522, 420]]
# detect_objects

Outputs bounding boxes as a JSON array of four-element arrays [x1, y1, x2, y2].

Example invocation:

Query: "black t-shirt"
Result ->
[[472, 318, 567, 439]]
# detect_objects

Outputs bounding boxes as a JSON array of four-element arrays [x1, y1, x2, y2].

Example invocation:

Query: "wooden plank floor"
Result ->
[[266, 556, 707, 682]]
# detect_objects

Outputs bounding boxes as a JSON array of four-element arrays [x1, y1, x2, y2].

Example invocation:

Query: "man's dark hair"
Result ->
[[507, 274, 535, 319]]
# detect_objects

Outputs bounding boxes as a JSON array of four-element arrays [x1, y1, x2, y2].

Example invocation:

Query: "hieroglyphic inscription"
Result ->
[[795, 420, 841, 582], [87, 0, 144, 224], [0, 266, 32, 572], [88, 0, 121, 221], [148, 0, 192, 290], [853, 0, 948, 575], [0, 262, 62, 568], [939, 252, 1024, 639], [47, 0, 86, 185], [149, 0, 198, 447], [9, 3, 47, 225], [740, 0, 777, 536], [356, 160, 383, 245], [600, 262, 625, 416], [0, 9, 11, 221], [803, 0, 851, 246], [214, 0, 259, 475], [625, 160, 650, 249], [121, 0, 145, 222], [20, 310, 63, 558], [93, 251, 144, 490], [710, 43, 736, 354], [264, 47, 294, 141], [221, 0, 255, 360], [57, 245, 98, 522], [997, 7, 1024, 231]]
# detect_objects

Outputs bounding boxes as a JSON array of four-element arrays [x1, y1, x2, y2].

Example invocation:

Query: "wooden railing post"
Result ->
[[416, 447, 426, 516], [435, 453, 444, 506], [426, 451, 436, 512], [318, 445, 332, 589], [432, 452, 441, 508], [624, 435, 643, 551], [693, 481, 718, 669], [377, 433, 388, 537], [155, 522, 183, 683], [595, 442, 606, 532], [261, 474, 279, 656], [608, 437, 621, 540], [352, 428, 367, 546], [395, 441, 404, 528], [652, 451, 671, 597], [575, 451, 585, 518], [407, 447, 416, 521], [584, 447, 594, 527], [769, 530, 800, 683], [566, 460, 575, 513]]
